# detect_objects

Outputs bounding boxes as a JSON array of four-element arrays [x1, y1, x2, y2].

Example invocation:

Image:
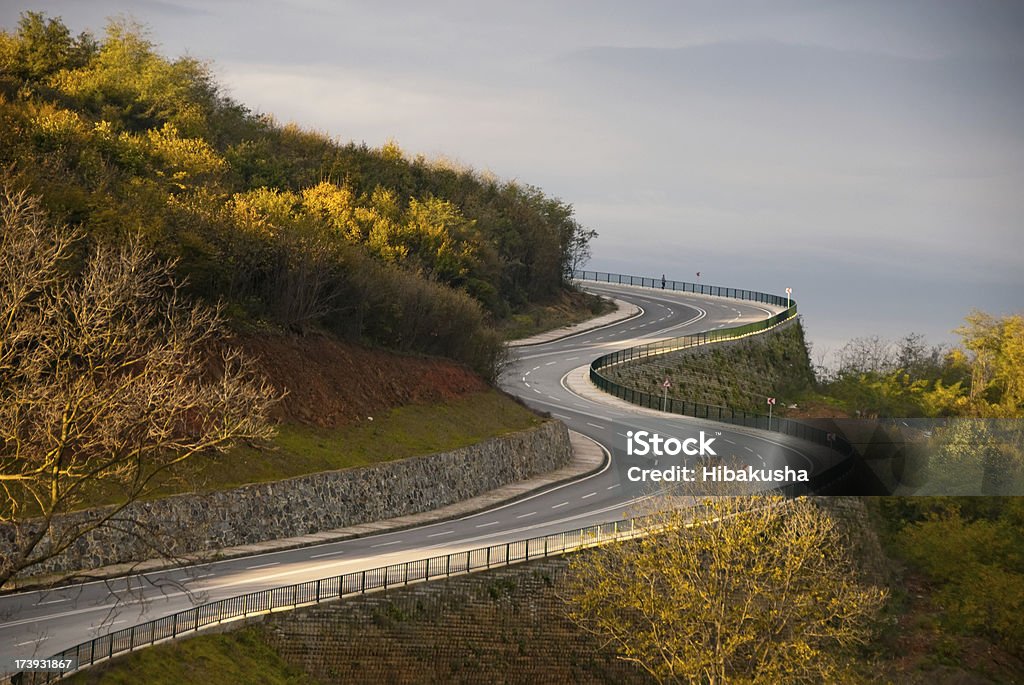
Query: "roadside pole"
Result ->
[[662, 379, 671, 412]]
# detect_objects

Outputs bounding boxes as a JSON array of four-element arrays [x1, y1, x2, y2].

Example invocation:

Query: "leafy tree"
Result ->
[[925, 418, 1024, 495], [891, 498, 1024, 655], [0, 11, 96, 81], [563, 496, 887, 684], [0, 184, 278, 585], [50, 17, 218, 137], [956, 310, 1024, 415]]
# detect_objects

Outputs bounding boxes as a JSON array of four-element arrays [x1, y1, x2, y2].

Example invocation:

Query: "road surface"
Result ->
[[0, 280, 843, 668]]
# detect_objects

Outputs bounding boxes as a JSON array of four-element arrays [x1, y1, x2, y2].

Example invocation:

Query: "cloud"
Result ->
[[2, 1, 1020, 348]]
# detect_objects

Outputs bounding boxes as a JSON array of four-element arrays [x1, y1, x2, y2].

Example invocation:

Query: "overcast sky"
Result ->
[[3, 1, 1022, 360]]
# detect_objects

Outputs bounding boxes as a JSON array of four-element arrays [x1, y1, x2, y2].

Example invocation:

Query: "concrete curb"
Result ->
[[507, 298, 641, 347]]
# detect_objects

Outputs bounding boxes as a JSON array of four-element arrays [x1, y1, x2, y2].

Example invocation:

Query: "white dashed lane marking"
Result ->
[[552, 502, 569, 509]]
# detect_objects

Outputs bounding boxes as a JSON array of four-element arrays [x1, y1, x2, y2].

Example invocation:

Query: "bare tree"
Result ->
[[562, 495, 887, 684], [835, 335, 896, 376], [0, 184, 278, 586], [564, 220, 598, 282]]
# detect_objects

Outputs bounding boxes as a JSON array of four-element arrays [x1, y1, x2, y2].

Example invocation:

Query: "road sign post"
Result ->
[[785, 287, 792, 308], [767, 396, 776, 425], [662, 378, 671, 412]]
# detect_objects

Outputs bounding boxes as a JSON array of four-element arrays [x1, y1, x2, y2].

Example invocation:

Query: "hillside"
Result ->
[[1, 10, 594, 522], [0, 12, 598, 379], [602, 320, 815, 414], [238, 332, 488, 429]]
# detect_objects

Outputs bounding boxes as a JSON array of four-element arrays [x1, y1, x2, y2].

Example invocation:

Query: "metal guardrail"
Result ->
[[15, 518, 653, 683], [576, 270, 855, 462], [573, 270, 791, 307]]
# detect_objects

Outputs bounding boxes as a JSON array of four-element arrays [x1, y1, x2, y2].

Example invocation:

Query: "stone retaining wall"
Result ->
[[5, 421, 572, 579], [257, 556, 650, 684]]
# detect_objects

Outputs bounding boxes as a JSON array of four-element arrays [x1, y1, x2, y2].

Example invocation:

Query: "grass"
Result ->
[[72, 390, 544, 510], [497, 290, 615, 340], [61, 627, 317, 685], [198, 390, 543, 488]]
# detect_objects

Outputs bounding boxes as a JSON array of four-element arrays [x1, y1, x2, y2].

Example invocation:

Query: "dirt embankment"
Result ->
[[236, 333, 489, 429]]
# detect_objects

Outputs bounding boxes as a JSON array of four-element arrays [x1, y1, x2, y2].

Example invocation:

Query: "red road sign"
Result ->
[[662, 379, 672, 389], [767, 397, 776, 405]]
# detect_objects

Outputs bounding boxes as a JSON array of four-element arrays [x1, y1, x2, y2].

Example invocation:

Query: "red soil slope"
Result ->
[[236, 333, 488, 429]]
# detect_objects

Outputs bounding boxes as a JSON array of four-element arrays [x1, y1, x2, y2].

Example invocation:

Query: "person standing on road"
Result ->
[[661, 274, 666, 289]]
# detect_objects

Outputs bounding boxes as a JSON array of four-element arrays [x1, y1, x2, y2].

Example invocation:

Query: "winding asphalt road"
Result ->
[[0, 280, 845, 669]]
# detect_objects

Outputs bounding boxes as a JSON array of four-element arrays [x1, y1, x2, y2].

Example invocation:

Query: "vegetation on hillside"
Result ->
[[865, 498, 1024, 682], [811, 312, 1023, 420], [62, 626, 319, 685], [812, 320, 1024, 680], [0, 11, 598, 378], [603, 320, 815, 414]]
